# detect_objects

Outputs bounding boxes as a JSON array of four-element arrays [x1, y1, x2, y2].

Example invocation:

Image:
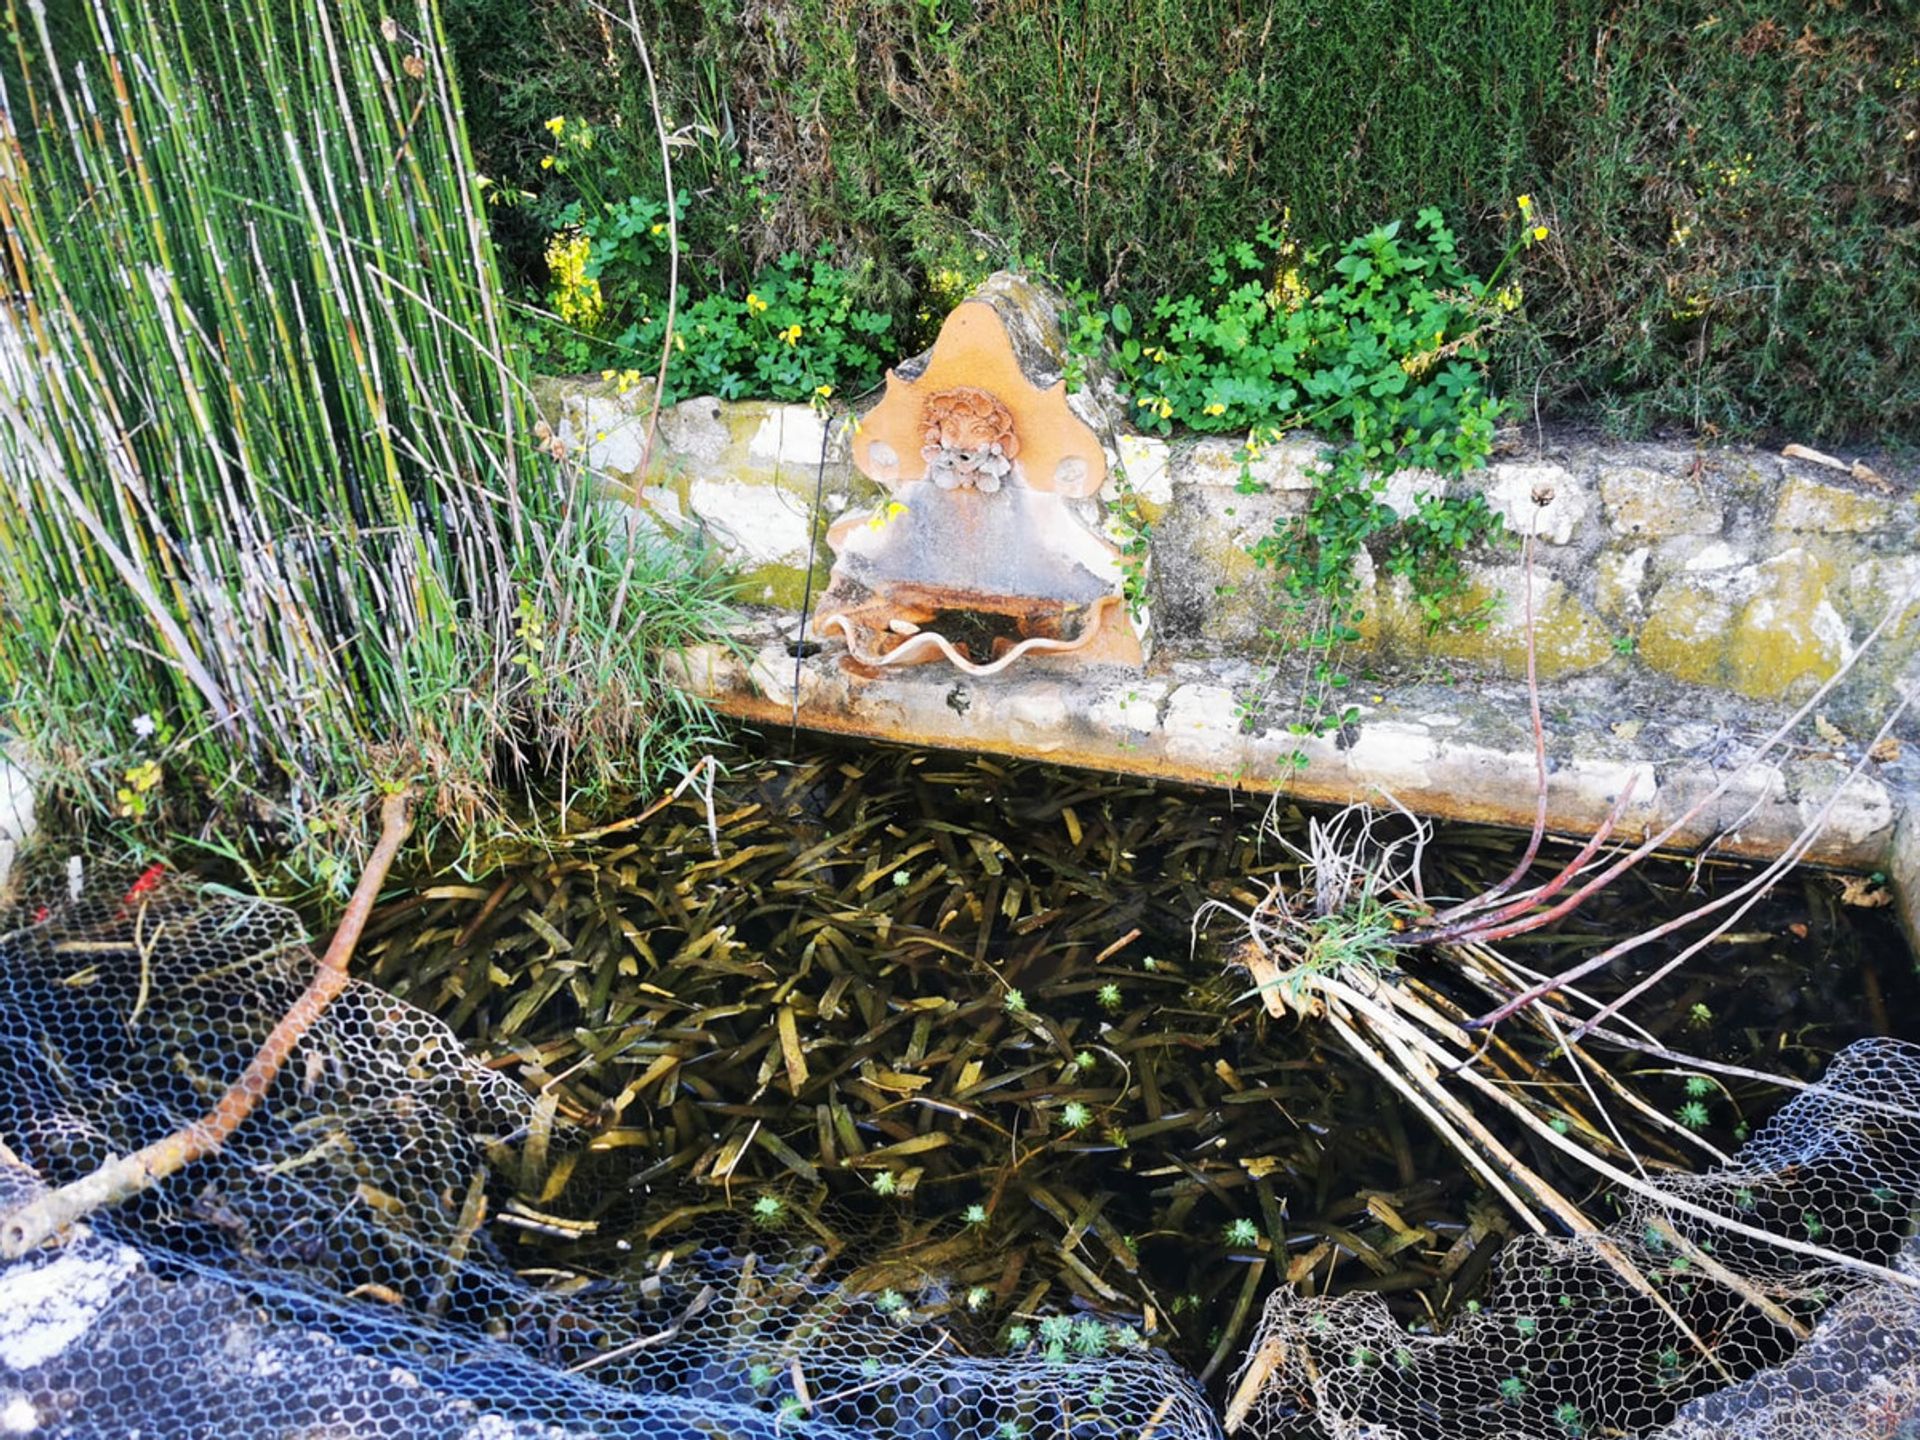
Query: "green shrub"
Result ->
[[449, 0, 1920, 442]]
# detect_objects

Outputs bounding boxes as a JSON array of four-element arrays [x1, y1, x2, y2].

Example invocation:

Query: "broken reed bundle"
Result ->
[[1212, 531, 1920, 1282], [0, 0, 730, 871]]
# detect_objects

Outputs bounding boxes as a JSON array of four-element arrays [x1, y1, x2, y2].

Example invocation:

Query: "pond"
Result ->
[[355, 739, 1918, 1399]]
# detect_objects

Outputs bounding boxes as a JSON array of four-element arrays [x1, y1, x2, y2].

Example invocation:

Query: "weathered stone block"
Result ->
[[1593, 545, 1651, 620], [1481, 461, 1589, 545], [1378, 565, 1614, 680], [1773, 475, 1895, 533], [1638, 548, 1847, 699], [1599, 465, 1723, 537], [1173, 435, 1320, 492]]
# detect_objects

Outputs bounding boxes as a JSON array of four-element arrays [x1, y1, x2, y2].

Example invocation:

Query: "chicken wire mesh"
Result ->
[[0, 874, 1915, 1440], [1230, 1034, 1920, 1440]]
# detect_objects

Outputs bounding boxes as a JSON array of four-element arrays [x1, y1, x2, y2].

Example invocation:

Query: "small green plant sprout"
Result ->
[[870, 1169, 898, 1196], [1097, 982, 1123, 1010], [751, 1194, 784, 1226], [1684, 1074, 1715, 1098], [1140, 955, 1158, 971], [998, 1421, 1024, 1440], [1549, 1114, 1572, 1135], [1513, 1315, 1538, 1338], [1349, 1347, 1378, 1370], [1734, 1186, 1757, 1211], [1499, 1376, 1526, 1403], [967, 1285, 992, 1310], [876, 1289, 907, 1314], [1657, 1346, 1682, 1378], [892, 868, 912, 887], [749, 1362, 775, 1388], [1074, 1050, 1097, 1072], [1556, 1402, 1586, 1436], [1803, 1211, 1825, 1240], [1687, 1002, 1714, 1029], [1037, 1314, 1075, 1361], [963, 1203, 990, 1225], [1059, 1101, 1093, 1130], [1676, 1099, 1712, 1130], [1004, 1324, 1032, 1350], [1224, 1216, 1260, 1247], [1612, 633, 1636, 656], [1104, 1125, 1130, 1149], [1002, 988, 1028, 1015], [1073, 1318, 1110, 1356]]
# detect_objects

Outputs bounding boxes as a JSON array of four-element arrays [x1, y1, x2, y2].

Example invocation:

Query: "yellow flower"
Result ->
[[544, 116, 566, 138], [814, 384, 834, 399], [1532, 225, 1549, 241], [545, 231, 602, 331], [1203, 402, 1226, 417], [539, 156, 554, 170], [601, 369, 616, 381], [865, 500, 909, 532], [1516, 193, 1533, 214], [780, 323, 803, 345], [745, 292, 769, 314], [651, 223, 666, 236]]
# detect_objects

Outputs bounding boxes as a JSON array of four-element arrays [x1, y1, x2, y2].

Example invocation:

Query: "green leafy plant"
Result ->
[[523, 121, 892, 399], [1106, 209, 1526, 740]]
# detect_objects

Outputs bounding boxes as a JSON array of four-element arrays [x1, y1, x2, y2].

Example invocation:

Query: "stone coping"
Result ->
[[673, 619, 1909, 875]]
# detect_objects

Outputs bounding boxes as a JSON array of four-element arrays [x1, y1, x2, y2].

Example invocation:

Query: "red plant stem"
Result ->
[[1563, 693, 1911, 1042], [1447, 585, 1916, 1025], [1398, 770, 1639, 948]]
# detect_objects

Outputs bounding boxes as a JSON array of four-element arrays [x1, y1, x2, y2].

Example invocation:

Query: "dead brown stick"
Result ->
[[0, 788, 414, 1258]]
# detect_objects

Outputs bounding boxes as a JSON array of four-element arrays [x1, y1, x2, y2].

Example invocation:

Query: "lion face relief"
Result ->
[[920, 386, 1019, 493]]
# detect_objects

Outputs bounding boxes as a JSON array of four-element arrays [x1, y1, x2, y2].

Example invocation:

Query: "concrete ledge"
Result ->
[[676, 620, 1911, 873]]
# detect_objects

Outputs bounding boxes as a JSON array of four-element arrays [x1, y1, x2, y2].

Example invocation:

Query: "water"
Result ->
[[358, 740, 1918, 1385]]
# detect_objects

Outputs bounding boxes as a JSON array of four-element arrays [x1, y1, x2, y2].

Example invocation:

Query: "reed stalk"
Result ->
[[0, 0, 731, 879]]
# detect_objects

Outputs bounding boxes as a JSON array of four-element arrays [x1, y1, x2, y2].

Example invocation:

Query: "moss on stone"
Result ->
[[1772, 475, 1895, 534], [1638, 550, 1844, 700], [1372, 568, 1612, 679]]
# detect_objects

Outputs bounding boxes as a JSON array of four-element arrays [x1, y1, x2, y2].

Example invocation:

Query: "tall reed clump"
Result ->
[[0, 0, 733, 888]]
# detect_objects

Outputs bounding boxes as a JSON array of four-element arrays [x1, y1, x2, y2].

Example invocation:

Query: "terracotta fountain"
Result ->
[[811, 284, 1146, 678]]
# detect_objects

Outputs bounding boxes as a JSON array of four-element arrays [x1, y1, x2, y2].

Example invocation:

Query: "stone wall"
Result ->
[[542, 376, 1918, 732]]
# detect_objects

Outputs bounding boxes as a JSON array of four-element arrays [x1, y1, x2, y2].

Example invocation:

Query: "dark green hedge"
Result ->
[[448, 0, 1920, 443]]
